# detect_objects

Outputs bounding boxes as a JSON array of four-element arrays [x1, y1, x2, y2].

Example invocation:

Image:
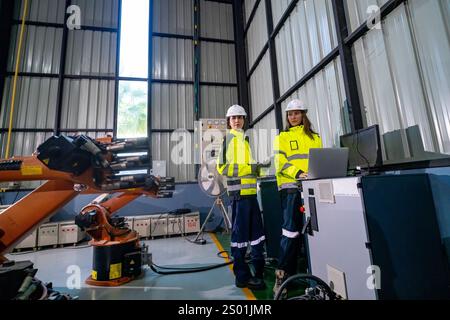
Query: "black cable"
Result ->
[[274, 274, 338, 301], [355, 131, 371, 173], [217, 250, 230, 259], [149, 249, 233, 275], [150, 260, 233, 275]]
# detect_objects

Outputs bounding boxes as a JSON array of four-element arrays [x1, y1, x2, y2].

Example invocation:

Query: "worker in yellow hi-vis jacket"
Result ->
[[216, 105, 266, 291], [272, 99, 323, 298]]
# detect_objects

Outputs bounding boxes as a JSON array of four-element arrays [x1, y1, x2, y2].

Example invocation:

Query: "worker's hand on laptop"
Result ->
[[298, 173, 308, 180]]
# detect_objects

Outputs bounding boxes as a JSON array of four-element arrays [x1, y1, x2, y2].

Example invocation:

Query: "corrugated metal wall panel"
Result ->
[[153, 37, 193, 81], [200, 42, 236, 83], [152, 84, 194, 130], [246, 1, 268, 69], [249, 52, 273, 120], [153, 0, 194, 35], [275, 0, 337, 95], [244, 0, 258, 24], [0, 132, 53, 158], [65, 30, 116, 76], [249, 110, 277, 162], [352, 1, 450, 160], [0, 77, 58, 129], [201, 86, 238, 119], [15, 0, 65, 23], [200, 0, 234, 40], [60, 79, 115, 130], [280, 59, 346, 148], [71, 0, 119, 28], [152, 133, 195, 182], [271, 0, 290, 26], [8, 25, 63, 74], [345, 0, 389, 32]]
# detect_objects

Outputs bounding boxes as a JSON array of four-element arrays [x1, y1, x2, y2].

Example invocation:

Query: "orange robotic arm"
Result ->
[[0, 134, 174, 261]]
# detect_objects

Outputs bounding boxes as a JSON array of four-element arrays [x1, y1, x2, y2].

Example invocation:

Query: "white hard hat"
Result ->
[[226, 105, 247, 118], [286, 99, 307, 113]]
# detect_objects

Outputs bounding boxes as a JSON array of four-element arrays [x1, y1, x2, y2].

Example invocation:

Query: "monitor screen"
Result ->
[[340, 125, 383, 170]]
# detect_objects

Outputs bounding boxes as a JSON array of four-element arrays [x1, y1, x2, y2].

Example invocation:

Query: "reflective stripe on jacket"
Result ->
[[217, 129, 258, 197], [274, 125, 323, 190]]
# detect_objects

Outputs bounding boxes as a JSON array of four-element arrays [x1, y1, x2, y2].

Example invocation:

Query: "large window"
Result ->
[[117, 0, 149, 138]]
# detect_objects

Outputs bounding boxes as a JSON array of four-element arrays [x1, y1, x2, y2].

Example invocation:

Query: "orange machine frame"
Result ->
[[0, 155, 158, 263]]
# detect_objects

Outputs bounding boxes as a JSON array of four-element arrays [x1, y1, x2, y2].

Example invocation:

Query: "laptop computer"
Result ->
[[307, 148, 349, 180]]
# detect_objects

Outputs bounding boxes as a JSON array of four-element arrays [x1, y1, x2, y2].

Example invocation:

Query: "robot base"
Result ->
[[85, 275, 133, 287], [87, 239, 144, 287]]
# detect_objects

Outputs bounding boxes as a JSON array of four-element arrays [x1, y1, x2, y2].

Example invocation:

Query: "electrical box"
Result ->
[[15, 229, 38, 250], [150, 215, 168, 237], [195, 119, 227, 165], [184, 212, 201, 234], [58, 222, 86, 245], [133, 216, 152, 238], [167, 216, 184, 236], [303, 175, 450, 300], [38, 223, 59, 247]]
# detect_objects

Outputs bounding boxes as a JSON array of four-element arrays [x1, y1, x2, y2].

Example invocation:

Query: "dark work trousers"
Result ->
[[278, 190, 304, 276], [230, 196, 266, 283]]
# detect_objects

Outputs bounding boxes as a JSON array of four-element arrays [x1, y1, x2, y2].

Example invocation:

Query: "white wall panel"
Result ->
[[71, 0, 119, 28], [246, 1, 268, 69], [1, 77, 58, 129], [154, 0, 193, 35], [353, 2, 450, 162], [345, 0, 389, 32], [271, 0, 290, 26], [60, 80, 115, 130], [201, 86, 238, 119], [200, 42, 236, 83], [244, 0, 258, 24], [152, 84, 194, 130], [0, 132, 52, 158], [65, 30, 116, 76], [408, 0, 450, 155], [152, 133, 195, 183], [8, 26, 63, 74], [153, 38, 193, 81], [15, 0, 65, 23], [275, 0, 337, 95], [201, 0, 234, 40], [249, 52, 273, 120], [249, 110, 277, 163]]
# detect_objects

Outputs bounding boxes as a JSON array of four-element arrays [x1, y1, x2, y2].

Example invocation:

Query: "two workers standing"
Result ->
[[216, 100, 323, 297]]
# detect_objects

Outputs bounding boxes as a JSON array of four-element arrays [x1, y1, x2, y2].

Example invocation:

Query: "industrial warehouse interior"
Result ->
[[1, 0, 450, 304]]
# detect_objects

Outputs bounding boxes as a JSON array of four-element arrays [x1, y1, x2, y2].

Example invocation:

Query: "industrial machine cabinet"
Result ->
[[168, 215, 184, 236], [183, 212, 201, 234], [303, 174, 450, 300], [15, 229, 38, 250], [58, 222, 86, 245], [133, 216, 152, 238], [37, 223, 59, 247], [259, 179, 283, 259], [150, 214, 168, 237]]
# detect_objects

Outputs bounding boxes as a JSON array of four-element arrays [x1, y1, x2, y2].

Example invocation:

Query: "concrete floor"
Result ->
[[6, 234, 248, 300]]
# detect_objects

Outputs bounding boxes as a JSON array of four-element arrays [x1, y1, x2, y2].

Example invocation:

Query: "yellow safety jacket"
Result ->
[[217, 129, 258, 198], [274, 125, 323, 190]]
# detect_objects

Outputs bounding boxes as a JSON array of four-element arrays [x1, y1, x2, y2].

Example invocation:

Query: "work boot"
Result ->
[[273, 270, 288, 299], [236, 277, 267, 291]]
